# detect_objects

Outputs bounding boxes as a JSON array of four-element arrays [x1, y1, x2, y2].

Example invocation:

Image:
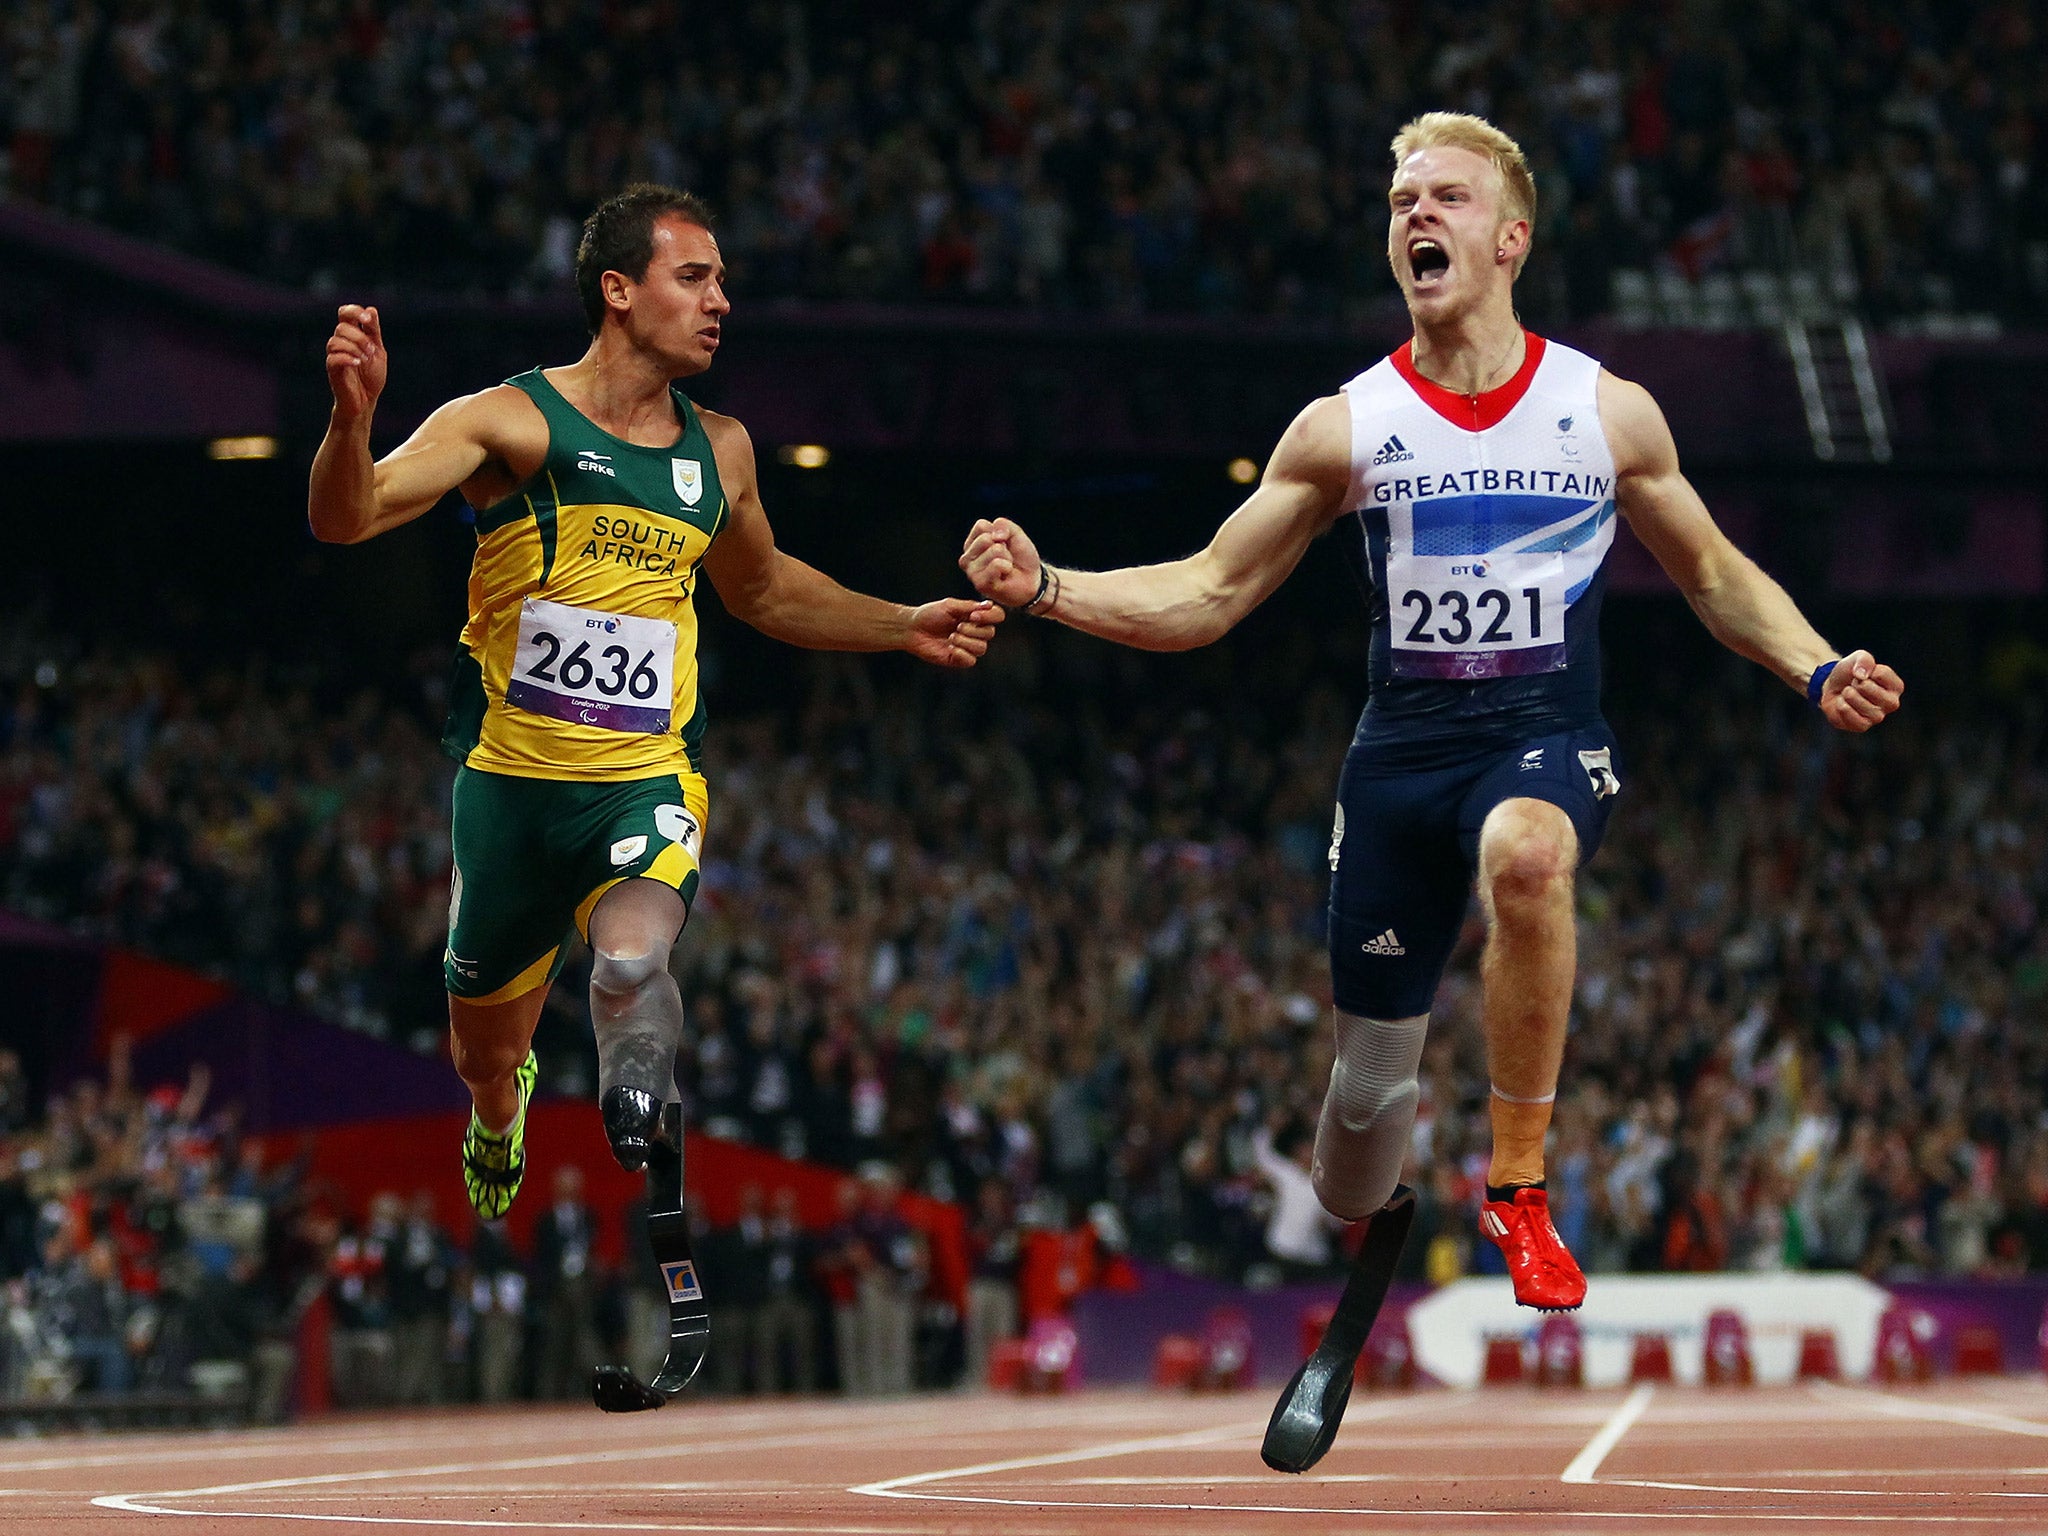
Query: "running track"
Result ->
[[7, 1381, 2048, 1533]]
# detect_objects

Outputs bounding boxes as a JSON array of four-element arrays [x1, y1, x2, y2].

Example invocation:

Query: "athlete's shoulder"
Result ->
[[690, 401, 747, 444], [692, 404, 755, 471], [1273, 392, 1354, 492], [427, 381, 548, 453], [1593, 369, 1674, 474], [475, 379, 549, 416]]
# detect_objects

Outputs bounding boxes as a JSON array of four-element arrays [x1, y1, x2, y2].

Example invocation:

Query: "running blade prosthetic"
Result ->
[[593, 1103, 709, 1412], [1261, 1184, 1415, 1474]]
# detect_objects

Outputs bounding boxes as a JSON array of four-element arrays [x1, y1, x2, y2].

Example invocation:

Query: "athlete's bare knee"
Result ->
[[1480, 809, 1575, 914], [449, 1031, 526, 1091]]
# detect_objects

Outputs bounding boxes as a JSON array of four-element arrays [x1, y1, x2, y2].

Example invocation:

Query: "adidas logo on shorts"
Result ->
[[1360, 928, 1407, 956], [1373, 434, 1415, 465]]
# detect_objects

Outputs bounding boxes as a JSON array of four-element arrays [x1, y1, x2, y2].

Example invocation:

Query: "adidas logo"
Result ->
[[1372, 434, 1415, 465], [1482, 1208, 1511, 1239], [1360, 928, 1407, 956]]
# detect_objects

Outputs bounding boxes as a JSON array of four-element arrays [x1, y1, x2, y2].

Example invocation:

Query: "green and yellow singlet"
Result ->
[[441, 369, 727, 782]]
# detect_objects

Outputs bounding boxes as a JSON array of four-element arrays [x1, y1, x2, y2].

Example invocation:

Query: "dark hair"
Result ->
[[574, 184, 717, 335]]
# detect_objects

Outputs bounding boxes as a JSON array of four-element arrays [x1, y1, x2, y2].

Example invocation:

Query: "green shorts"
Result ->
[[444, 766, 709, 1003]]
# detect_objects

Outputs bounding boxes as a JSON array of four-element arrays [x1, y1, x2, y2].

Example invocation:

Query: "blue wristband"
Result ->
[[1806, 660, 1838, 707]]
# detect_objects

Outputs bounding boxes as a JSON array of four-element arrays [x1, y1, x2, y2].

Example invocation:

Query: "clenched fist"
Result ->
[[959, 518, 1044, 609], [325, 304, 388, 421]]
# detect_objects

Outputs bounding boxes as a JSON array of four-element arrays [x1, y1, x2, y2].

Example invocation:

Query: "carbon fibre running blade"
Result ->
[[595, 1103, 707, 1413], [1261, 1184, 1416, 1474], [648, 1310, 710, 1395]]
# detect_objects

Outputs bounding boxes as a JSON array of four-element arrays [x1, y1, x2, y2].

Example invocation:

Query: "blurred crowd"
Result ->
[[0, 1044, 308, 1410], [0, 1035, 973, 1407], [4, 0, 2044, 323], [5, 607, 2047, 1346]]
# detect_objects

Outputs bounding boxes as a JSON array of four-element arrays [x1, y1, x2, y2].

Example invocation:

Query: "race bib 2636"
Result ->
[[505, 598, 676, 733]]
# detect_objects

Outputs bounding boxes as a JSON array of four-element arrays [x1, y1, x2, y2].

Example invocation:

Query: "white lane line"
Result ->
[[1809, 1383, 2048, 1438], [1601, 1479, 2048, 1501], [104, 1515, 984, 1534], [1, 1402, 905, 1475], [93, 1420, 940, 1521], [857, 1490, 2040, 1524], [1064, 1474, 1404, 1485], [1560, 1384, 1654, 1486], [835, 1387, 2048, 1525], [849, 1419, 1267, 1495]]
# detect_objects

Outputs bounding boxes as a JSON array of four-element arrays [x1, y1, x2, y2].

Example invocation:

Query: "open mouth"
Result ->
[[1408, 238, 1450, 285]]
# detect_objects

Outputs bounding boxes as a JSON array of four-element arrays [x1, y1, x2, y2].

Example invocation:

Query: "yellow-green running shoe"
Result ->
[[462, 1050, 538, 1220]]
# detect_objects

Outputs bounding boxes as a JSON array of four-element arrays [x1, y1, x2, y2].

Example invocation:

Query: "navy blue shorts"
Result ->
[[1326, 724, 1621, 1019]]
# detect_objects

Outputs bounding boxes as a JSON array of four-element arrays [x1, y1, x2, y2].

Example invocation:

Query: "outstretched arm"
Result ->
[[959, 394, 1353, 651], [1602, 371, 1902, 732], [309, 305, 533, 544], [699, 414, 1000, 668]]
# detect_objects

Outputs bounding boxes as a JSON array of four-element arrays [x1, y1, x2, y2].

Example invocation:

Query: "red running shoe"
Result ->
[[1479, 1187, 1586, 1311]]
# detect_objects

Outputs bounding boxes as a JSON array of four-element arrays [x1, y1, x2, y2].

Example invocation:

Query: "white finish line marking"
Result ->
[[1562, 1384, 1655, 1485], [92, 1419, 956, 1527], [849, 1419, 1268, 1496], [849, 1389, 2045, 1524]]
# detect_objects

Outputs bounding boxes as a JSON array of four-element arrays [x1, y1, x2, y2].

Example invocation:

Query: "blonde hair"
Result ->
[[1390, 113, 1537, 274]]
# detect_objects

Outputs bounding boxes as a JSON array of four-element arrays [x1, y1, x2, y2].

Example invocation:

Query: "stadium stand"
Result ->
[[2, 0, 2041, 326], [4, 619, 2043, 1375]]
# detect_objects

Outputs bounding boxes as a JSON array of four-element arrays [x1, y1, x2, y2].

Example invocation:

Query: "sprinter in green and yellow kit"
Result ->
[[309, 187, 1000, 1243]]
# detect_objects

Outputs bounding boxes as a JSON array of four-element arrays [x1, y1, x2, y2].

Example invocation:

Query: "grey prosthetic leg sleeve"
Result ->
[[590, 943, 685, 1171], [1310, 1011, 1430, 1220]]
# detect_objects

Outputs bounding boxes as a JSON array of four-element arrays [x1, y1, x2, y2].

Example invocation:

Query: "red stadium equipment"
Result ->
[[1627, 1332, 1674, 1384], [1533, 1313, 1584, 1388], [1874, 1304, 1934, 1383], [1701, 1309, 1754, 1386], [1361, 1317, 1418, 1390], [988, 1338, 1030, 1391], [1197, 1307, 1255, 1390], [1795, 1328, 1841, 1381], [1022, 1317, 1079, 1392], [1953, 1323, 2004, 1377], [1153, 1334, 1201, 1390], [1482, 1334, 1526, 1385]]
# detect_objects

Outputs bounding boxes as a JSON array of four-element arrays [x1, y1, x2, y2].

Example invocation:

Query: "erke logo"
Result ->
[[576, 451, 617, 477], [1520, 748, 1545, 771]]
